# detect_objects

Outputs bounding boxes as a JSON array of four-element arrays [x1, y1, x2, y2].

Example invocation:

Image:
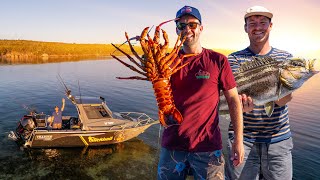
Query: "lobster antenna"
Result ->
[[111, 25, 155, 55], [147, 25, 154, 34]]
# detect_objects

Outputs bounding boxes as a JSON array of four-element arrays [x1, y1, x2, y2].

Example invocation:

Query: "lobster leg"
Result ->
[[140, 27, 151, 56], [169, 54, 195, 76], [147, 34, 159, 64], [111, 55, 147, 77], [149, 19, 175, 65], [153, 18, 178, 45], [124, 32, 146, 66], [161, 34, 186, 68], [116, 76, 148, 80], [159, 29, 169, 59], [111, 43, 144, 71], [140, 28, 158, 79]]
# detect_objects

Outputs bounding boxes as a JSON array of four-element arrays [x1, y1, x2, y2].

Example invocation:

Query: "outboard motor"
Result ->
[[20, 116, 36, 130], [15, 115, 36, 140]]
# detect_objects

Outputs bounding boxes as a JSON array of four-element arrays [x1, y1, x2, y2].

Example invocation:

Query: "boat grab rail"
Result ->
[[102, 112, 156, 130], [119, 112, 155, 125]]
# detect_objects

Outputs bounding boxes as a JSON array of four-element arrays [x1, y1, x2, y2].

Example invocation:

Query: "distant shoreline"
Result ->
[[0, 39, 235, 64], [0, 39, 143, 64]]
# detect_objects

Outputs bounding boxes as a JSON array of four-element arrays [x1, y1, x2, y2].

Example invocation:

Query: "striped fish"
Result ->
[[220, 56, 320, 116]]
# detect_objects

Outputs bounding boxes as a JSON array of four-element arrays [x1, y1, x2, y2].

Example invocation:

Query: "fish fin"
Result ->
[[277, 70, 282, 99], [278, 82, 282, 99], [264, 102, 275, 117], [237, 56, 278, 73]]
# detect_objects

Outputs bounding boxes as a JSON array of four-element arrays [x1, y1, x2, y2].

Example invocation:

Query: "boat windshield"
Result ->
[[83, 104, 112, 119], [74, 96, 104, 104]]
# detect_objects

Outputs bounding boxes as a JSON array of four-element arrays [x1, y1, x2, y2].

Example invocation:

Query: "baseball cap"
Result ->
[[176, 5, 202, 23], [244, 6, 273, 20]]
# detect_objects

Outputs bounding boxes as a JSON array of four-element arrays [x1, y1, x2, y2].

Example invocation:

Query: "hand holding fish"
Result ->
[[239, 94, 254, 113]]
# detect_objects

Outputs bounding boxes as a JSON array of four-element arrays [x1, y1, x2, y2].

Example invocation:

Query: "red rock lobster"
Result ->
[[111, 19, 192, 127]]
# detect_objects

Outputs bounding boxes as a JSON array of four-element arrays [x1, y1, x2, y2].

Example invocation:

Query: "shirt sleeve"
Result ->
[[219, 55, 237, 91], [227, 54, 240, 73]]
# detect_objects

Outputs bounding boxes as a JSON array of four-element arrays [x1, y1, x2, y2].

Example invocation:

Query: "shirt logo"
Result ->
[[195, 70, 210, 79]]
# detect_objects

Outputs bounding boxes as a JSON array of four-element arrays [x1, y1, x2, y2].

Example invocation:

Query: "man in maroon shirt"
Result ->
[[157, 6, 244, 179]]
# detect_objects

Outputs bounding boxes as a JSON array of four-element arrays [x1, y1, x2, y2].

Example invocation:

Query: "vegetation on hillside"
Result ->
[[0, 39, 236, 64], [0, 40, 143, 58], [213, 48, 236, 56]]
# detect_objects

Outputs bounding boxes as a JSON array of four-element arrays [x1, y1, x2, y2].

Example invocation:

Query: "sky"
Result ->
[[1, 0, 320, 58]]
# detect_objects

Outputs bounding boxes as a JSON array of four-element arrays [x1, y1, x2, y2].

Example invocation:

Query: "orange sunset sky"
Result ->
[[1, 0, 319, 58]]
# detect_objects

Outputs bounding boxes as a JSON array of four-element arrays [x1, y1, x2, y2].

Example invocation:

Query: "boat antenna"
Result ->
[[78, 80, 82, 104], [57, 74, 76, 104], [57, 74, 71, 96]]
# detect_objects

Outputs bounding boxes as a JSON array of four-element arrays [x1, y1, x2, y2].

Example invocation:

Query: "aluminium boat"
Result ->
[[9, 92, 159, 148]]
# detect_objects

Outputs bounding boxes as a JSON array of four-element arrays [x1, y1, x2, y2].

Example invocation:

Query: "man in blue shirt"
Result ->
[[50, 98, 65, 129]]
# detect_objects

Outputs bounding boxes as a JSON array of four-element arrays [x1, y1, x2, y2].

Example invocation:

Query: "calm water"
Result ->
[[0, 59, 319, 179]]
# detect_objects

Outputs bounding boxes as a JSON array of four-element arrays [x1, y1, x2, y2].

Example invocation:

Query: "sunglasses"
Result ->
[[176, 22, 200, 30]]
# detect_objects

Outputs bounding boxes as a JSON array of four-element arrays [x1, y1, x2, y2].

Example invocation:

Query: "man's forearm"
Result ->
[[224, 87, 245, 165], [223, 88, 244, 141], [228, 98, 243, 142]]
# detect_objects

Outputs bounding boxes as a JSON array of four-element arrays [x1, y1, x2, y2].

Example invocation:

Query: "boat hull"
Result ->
[[27, 123, 156, 148]]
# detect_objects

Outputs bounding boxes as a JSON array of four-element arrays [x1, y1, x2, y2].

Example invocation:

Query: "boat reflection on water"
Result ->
[[24, 142, 125, 160], [12, 138, 158, 179], [80, 143, 125, 158]]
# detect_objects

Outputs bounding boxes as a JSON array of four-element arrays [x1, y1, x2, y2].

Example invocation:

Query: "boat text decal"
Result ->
[[88, 136, 113, 143], [35, 135, 52, 141]]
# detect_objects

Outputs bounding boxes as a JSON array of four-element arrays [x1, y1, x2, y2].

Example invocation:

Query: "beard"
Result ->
[[182, 33, 199, 47]]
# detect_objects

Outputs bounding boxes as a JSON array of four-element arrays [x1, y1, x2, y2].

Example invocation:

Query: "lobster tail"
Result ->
[[158, 107, 183, 127], [171, 107, 183, 124]]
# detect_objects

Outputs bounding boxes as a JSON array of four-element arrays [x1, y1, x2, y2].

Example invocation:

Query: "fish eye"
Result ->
[[290, 60, 305, 67]]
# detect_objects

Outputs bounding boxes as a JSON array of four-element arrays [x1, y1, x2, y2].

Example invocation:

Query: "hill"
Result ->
[[0, 40, 237, 63], [212, 48, 235, 56], [0, 40, 143, 61]]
